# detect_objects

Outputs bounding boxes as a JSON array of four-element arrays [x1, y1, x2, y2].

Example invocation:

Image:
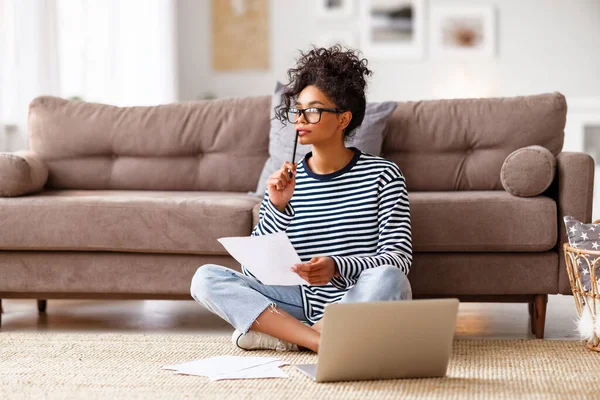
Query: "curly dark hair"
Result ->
[[275, 45, 373, 139]]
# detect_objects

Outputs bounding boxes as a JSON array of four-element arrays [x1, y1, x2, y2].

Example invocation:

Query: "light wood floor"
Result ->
[[0, 295, 581, 340]]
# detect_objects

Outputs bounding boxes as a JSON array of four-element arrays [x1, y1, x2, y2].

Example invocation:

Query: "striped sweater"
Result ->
[[243, 147, 412, 323]]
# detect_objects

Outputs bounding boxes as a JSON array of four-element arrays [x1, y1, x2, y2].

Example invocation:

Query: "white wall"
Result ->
[[56, 0, 178, 106], [177, 0, 600, 219], [0, 0, 60, 151], [176, 0, 600, 102], [0, 0, 178, 152]]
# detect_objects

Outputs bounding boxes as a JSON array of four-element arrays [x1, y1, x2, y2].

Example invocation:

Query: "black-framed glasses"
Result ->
[[286, 107, 344, 124]]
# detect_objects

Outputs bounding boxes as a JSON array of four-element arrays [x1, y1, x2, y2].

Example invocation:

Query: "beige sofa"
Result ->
[[0, 92, 593, 338]]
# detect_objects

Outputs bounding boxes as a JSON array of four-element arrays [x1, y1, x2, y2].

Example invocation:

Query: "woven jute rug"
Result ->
[[1, 333, 599, 399]]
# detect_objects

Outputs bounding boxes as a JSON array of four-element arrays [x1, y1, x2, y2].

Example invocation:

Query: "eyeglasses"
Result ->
[[286, 107, 344, 124]]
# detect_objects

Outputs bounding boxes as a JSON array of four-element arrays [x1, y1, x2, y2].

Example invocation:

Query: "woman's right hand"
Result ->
[[267, 161, 297, 212]]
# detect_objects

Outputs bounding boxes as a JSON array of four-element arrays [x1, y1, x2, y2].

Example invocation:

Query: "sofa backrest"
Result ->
[[28, 96, 271, 191], [28, 92, 566, 192], [382, 92, 566, 191]]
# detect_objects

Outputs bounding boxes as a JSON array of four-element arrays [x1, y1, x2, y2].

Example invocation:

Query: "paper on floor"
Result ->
[[163, 355, 279, 376], [217, 232, 309, 285], [207, 360, 289, 381], [163, 356, 289, 380]]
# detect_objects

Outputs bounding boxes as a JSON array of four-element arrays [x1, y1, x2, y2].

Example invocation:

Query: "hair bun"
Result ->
[[275, 45, 373, 139]]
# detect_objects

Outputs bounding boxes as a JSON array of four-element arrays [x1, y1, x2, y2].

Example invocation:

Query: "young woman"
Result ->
[[190, 46, 412, 353]]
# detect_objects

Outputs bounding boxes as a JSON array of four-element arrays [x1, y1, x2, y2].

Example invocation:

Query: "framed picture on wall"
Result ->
[[359, 0, 425, 59], [429, 4, 496, 58], [212, 0, 270, 71], [315, 0, 354, 18]]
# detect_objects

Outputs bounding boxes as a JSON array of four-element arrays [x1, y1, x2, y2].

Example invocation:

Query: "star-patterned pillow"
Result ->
[[563, 216, 600, 293]]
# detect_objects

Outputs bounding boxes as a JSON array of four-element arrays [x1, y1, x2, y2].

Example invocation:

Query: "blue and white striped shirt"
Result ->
[[244, 147, 412, 323]]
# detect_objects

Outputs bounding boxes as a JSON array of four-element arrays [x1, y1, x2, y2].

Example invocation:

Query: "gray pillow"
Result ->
[[251, 81, 397, 197], [563, 216, 600, 294]]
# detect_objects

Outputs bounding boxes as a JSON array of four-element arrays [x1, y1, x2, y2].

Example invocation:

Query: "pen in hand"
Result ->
[[288, 130, 299, 179]]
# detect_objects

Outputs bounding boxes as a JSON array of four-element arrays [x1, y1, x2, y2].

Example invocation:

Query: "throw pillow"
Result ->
[[563, 216, 600, 293], [501, 145, 556, 197], [251, 81, 397, 197], [0, 151, 49, 197]]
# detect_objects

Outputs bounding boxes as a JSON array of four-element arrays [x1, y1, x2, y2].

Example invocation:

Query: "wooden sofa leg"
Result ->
[[37, 300, 47, 313], [0, 298, 3, 314], [531, 294, 548, 339], [528, 301, 536, 335]]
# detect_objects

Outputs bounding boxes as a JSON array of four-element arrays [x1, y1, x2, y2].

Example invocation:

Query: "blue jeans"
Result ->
[[190, 264, 412, 334]]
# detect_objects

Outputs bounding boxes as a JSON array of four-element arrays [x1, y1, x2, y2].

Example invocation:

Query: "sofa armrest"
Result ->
[[557, 151, 595, 294], [0, 150, 49, 197]]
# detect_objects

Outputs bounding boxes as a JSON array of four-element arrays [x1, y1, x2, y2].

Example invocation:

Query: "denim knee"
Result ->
[[365, 265, 412, 300], [190, 264, 224, 305]]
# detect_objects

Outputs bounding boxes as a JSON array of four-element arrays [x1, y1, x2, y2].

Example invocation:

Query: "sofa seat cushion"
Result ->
[[0, 190, 261, 254], [2, 190, 556, 254], [410, 191, 557, 252]]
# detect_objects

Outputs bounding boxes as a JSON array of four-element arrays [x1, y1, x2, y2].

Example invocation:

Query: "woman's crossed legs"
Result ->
[[190, 264, 412, 353]]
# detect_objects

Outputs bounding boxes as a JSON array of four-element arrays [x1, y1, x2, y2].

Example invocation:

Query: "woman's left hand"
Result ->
[[291, 256, 339, 285]]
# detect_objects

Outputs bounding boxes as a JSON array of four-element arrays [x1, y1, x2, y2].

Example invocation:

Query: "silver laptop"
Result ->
[[295, 298, 459, 382]]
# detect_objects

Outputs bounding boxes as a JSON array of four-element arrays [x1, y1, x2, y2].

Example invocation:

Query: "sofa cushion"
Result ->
[[248, 190, 557, 252], [501, 145, 556, 197], [410, 191, 557, 252], [27, 96, 271, 192], [383, 92, 566, 191], [2, 190, 555, 255], [0, 190, 261, 254], [252, 201, 262, 228]]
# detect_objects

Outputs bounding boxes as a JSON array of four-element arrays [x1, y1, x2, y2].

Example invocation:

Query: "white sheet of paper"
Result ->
[[207, 361, 288, 381], [217, 232, 309, 286], [163, 355, 279, 376]]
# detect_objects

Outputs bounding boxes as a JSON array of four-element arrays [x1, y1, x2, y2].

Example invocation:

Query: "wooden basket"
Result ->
[[563, 239, 600, 352]]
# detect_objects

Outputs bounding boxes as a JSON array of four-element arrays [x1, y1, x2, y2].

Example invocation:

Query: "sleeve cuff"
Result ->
[[329, 256, 354, 289], [266, 198, 295, 220]]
